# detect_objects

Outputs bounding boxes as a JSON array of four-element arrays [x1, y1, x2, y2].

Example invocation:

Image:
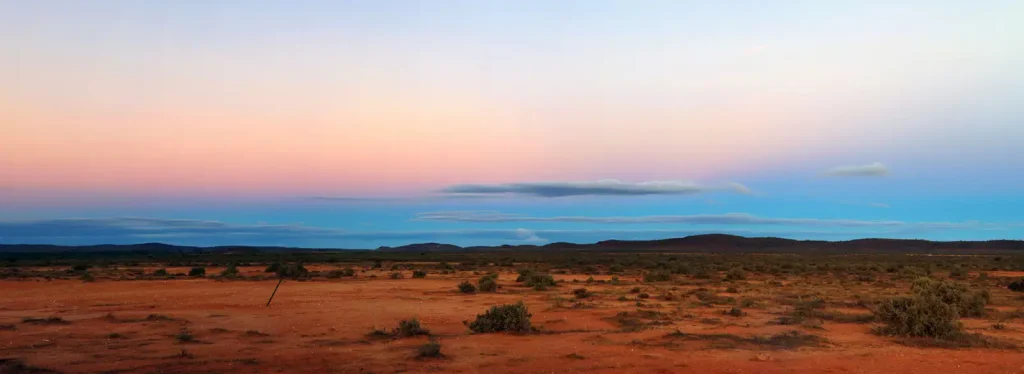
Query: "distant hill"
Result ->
[[376, 242, 463, 252], [2, 234, 1023, 254]]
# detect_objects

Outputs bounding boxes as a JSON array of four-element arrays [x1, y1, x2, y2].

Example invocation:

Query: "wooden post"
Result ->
[[266, 277, 285, 307]]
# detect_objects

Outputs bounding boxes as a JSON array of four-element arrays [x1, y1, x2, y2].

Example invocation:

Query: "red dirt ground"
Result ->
[[2, 270, 1024, 373]]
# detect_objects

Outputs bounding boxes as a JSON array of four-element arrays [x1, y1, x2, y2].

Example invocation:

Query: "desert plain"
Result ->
[[3, 252, 1024, 373]]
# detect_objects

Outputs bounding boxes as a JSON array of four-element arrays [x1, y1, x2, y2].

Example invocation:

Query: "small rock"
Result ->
[[752, 353, 772, 362]]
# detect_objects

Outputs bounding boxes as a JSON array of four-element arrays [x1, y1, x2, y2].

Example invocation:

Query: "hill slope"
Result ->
[[3, 234, 1023, 254]]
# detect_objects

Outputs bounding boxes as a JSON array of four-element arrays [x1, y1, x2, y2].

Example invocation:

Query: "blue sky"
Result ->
[[1, 1, 1022, 247]]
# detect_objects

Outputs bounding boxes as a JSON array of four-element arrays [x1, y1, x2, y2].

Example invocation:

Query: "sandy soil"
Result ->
[[2, 269, 1024, 373]]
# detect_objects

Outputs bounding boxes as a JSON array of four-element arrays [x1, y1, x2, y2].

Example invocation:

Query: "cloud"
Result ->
[[0, 217, 323, 239], [868, 202, 891, 208], [440, 180, 752, 198], [0, 217, 546, 246], [515, 228, 546, 243], [306, 197, 413, 202], [306, 194, 502, 202], [414, 211, 983, 230], [823, 162, 890, 177]]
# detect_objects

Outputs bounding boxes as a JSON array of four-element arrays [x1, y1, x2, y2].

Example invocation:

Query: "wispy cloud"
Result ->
[[306, 194, 503, 202], [440, 180, 752, 198], [306, 197, 414, 202], [823, 162, 890, 177], [414, 211, 972, 229], [0, 217, 546, 246], [0, 217, 322, 239]]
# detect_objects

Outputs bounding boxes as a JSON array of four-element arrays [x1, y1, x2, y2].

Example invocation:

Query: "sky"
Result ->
[[2, 1, 1023, 248]]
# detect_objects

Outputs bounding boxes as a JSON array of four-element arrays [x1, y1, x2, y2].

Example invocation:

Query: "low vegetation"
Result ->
[[516, 270, 556, 290], [873, 278, 990, 339], [466, 301, 532, 333], [393, 318, 430, 338], [22, 316, 69, 325], [572, 288, 593, 299], [1009, 278, 1024, 292], [176, 330, 196, 343], [416, 340, 443, 358], [221, 264, 239, 277], [4, 245, 1024, 371], [458, 281, 477, 294], [478, 274, 499, 292]]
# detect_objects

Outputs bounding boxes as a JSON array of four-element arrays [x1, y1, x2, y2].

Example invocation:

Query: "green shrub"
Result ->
[[394, 318, 430, 338], [153, 268, 168, 276], [514, 268, 534, 282], [872, 278, 993, 339], [417, 340, 443, 358], [572, 288, 593, 299], [412, 270, 427, 279], [693, 268, 715, 280], [176, 330, 195, 342], [643, 270, 672, 282], [523, 274, 556, 288], [1008, 278, 1024, 292], [264, 263, 281, 273], [188, 267, 206, 277], [466, 301, 532, 333], [911, 278, 988, 317], [366, 328, 389, 339], [458, 281, 477, 294], [478, 276, 499, 292], [873, 295, 962, 338], [275, 264, 309, 278], [80, 272, 95, 282], [724, 307, 745, 317], [725, 268, 747, 281], [221, 264, 239, 277], [22, 316, 68, 325], [389, 272, 404, 279], [792, 298, 826, 318]]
